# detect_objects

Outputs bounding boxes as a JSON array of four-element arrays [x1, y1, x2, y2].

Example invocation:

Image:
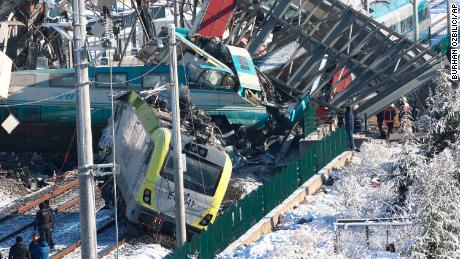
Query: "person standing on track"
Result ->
[[34, 203, 55, 249], [8, 236, 31, 259], [43, 200, 55, 248]]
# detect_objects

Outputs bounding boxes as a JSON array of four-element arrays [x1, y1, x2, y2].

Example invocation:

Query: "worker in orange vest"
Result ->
[[384, 104, 397, 138]]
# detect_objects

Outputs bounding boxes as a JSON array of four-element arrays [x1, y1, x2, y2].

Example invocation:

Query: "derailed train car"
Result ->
[[99, 91, 232, 234]]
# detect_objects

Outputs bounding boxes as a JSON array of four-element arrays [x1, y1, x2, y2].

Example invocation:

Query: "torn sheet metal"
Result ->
[[191, 0, 236, 38]]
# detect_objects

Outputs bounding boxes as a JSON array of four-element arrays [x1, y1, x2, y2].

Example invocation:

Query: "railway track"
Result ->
[[51, 219, 126, 259], [0, 197, 80, 243], [0, 179, 79, 224], [0, 179, 81, 244]]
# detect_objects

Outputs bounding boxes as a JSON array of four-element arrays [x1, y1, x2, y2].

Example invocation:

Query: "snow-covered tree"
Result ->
[[418, 71, 460, 154], [406, 149, 460, 258], [391, 71, 460, 257]]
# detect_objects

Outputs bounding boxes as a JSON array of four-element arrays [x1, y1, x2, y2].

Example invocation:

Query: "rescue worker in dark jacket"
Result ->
[[8, 236, 31, 259], [376, 111, 386, 139], [43, 201, 55, 240], [34, 203, 55, 249], [29, 232, 50, 259], [344, 106, 357, 151]]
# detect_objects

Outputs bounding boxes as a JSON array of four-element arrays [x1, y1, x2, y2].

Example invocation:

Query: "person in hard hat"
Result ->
[[384, 104, 397, 138]]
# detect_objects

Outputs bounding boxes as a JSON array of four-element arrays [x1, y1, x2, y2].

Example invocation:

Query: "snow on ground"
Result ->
[[0, 208, 114, 257], [0, 174, 35, 210], [103, 243, 171, 259], [220, 140, 402, 259], [0, 187, 17, 209]]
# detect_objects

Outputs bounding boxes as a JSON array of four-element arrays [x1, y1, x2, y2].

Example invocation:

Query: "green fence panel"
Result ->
[[189, 235, 200, 259], [199, 228, 211, 259], [167, 118, 349, 258], [213, 220, 223, 254], [221, 210, 232, 247], [256, 187, 265, 221], [299, 149, 315, 184]]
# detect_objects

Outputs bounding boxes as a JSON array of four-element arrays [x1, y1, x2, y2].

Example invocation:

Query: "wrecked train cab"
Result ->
[[173, 31, 270, 129], [102, 91, 232, 234]]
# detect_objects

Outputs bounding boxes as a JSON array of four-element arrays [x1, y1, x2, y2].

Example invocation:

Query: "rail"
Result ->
[[0, 197, 80, 243], [52, 220, 117, 259], [0, 179, 79, 223]]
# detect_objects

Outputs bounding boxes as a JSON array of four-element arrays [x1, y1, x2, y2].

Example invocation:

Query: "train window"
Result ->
[[142, 73, 169, 88], [162, 155, 222, 196], [10, 74, 36, 87], [401, 16, 413, 33], [236, 56, 251, 71], [150, 6, 166, 19], [50, 73, 75, 87], [418, 8, 429, 21], [96, 73, 128, 88]]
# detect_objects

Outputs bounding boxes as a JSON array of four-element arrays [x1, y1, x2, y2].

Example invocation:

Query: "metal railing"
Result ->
[[334, 218, 415, 256]]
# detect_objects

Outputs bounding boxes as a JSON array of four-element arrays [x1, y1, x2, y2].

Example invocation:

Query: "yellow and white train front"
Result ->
[[110, 91, 232, 232]]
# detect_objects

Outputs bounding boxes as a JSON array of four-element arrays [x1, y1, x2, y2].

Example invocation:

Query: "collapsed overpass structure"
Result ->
[[225, 0, 441, 116]]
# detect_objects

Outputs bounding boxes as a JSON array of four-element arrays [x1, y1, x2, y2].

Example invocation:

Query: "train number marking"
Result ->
[[167, 191, 196, 208]]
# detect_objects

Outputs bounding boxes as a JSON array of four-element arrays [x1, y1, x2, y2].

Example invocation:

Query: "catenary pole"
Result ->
[[169, 24, 187, 246], [174, 0, 180, 27], [71, 0, 97, 257]]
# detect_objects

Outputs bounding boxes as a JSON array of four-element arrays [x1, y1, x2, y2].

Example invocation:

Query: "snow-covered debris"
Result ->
[[220, 140, 402, 258]]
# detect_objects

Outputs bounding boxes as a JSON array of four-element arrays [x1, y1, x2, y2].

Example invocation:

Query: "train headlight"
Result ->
[[199, 214, 213, 226], [143, 188, 152, 205]]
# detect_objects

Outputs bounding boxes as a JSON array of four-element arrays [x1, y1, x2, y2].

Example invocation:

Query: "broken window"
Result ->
[[50, 73, 74, 87], [96, 73, 128, 88], [236, 56, 251, 71], [162, 154, 222, 196], [142, 73, 169, 88], [150, 6, 166, 19]]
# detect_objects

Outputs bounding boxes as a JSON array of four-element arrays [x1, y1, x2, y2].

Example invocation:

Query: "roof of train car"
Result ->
[[370, 0, 428, 18]]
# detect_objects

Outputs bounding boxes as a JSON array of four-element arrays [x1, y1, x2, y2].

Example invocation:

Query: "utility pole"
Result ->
[[168, 24, 187, 246], [72, 0, 98, 257], [413, 0, 419, 42], [173, 0, 180, 27], [366, 0, 370, 13]]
